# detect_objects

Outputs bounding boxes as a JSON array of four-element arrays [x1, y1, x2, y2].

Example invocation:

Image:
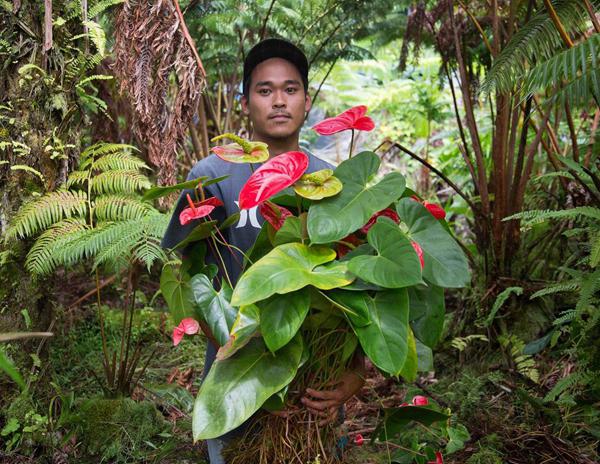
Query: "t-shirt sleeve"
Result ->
[[160, 160, 226, 251]]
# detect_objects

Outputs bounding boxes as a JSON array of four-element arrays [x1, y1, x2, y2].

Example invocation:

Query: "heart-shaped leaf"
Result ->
[[232, 243, 353, 306], [351, 289, 410, 376], [160, 264, 194, 324], [259, 288, 310, 352], [409, 285, 445, 348], [399, 329, 418, 381], [324, 289, 371, 327], [239, 151, 308, 209], [348, 218, 422, 288], [193, 335, 303, 440], [396, 198, 470, 288], [376, 406, 450, 441], [293, 169, 343, 200], [190, 274, 237, 346], [307, 151, 406, 244], [217, 304, 260, 360]]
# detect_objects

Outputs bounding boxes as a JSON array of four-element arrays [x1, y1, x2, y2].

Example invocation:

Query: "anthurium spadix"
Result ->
[[211, 133, 269, 163], [293, 169, 342, 200]]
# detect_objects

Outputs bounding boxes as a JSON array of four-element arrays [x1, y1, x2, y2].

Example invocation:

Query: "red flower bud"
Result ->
[[423, 201, 445, 220], [353, 433, 364, 446], [412, 395, 428, 406]]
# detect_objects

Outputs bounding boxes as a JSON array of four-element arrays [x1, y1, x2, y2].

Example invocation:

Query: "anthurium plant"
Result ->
[[152, 105, 470, 463]]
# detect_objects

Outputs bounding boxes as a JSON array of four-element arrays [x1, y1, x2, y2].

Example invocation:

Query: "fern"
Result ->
[[530, 281, 580, 299], [6, 190, 88, 240], [88, 0, 124, 18], [505, 206, 600, 227], [451, 334, 489, 352], [90, 170, 151, 194], [79, 143, 137, 168], [499, 334, 540, 383], [544, 372, 588, 402], [65, 170, 91, 189], [553, 309, 578, 326], [92, 151, 149, 172], [483, 286, 523, 327], [93, 194, 152, 221]]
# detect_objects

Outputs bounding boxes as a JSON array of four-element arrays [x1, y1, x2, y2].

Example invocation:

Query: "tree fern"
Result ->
[[6, 190, 88, 240], [79, 143, 138, 169], [505, 206, 600, 227], [481, 0, 597, 95], [90, 170, 151, 195], [92, 151, 149, 172], [93, 194, 152, 221]]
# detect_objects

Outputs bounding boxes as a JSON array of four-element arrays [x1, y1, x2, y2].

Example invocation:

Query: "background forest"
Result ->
[[1, 0, 599, 463]]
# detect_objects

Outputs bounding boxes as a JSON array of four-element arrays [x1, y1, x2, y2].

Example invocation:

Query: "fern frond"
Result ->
[[544, 371, 588, 402], [530, 281, 580, 299], [481, 0, 595, 94], [66, 170, 91, 189], [6, 190, 88, 240], [79, 142, 137, 169], [90, 170, 151, 194], [93, 194, 153, 221], [553, 309, 577, 326], [131, 239, 168, 272], [88, 0, 124, 17], [25, 219, 89, 275], [590, 232, 600, 267], [483, 286, 523, 327], [93, 151, 149, 172], [576, 268, 600, 312], [505, 206, 600, 226]]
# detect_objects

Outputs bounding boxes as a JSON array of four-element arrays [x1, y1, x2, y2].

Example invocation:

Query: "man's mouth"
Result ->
[[269, 113, 292, 120]]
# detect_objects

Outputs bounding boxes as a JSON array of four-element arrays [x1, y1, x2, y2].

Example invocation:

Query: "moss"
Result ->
[[466, 447, 503, 464], [68, 397, 168, 462]]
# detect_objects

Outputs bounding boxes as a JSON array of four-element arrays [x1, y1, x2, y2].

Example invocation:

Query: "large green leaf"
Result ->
[[416, 339, 433, 372], [259, 288, 310, 352], [324, 290, 371, 327], [142, 175, 229, 201], [273, 216, 304, 246], [0, 351, 25, 390], [399, 329, 418, 382], [190, 274, 237, 346], [376, 406, 450, 441], [193, 336, 303, 440], [160, 264, 194, 324], [217, 304, 260, 360], [352, 289, 410, 376], [172, 220, 218, 250], [232, 243, 353, 306], [409, 285, 445, 348], [307, 151, 406, 244], [396, 198, 470, 288], [348, 218, 422, 288]]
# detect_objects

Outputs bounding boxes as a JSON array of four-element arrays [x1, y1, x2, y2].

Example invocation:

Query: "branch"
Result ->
[[173, 0, 206, 78], [259, 0, 277, 40]]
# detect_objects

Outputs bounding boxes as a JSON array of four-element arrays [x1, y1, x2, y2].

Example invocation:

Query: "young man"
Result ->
[[162, 38, 364, 463]]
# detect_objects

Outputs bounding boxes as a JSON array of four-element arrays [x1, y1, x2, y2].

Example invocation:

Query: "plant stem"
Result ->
[[349, 129, 355, 158]]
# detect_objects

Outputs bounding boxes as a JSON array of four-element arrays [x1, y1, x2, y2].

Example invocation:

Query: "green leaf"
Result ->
[[190, 274, 237, 346], [348, 218, 422, 288], [396, 198, 470, 288], [409, 285, 445, 348], [0, 351, 25, 390], [142, 175, 228, 201], [259, 289, 310, 352], [324, 290, 371, 327], [193, 336, 303, 440], [352, 289, 410, 376], [160, 264, 194, 324], [400, 329, 418, 382], [307, 151, 406, 244], [416, 339, 433, 372], [171, 220, 218, 250], [377, 406, 450, 441], [446, 424, 470, 454], [273, 216, 304, 246], [217, 304, 260, 360], [232, 243, 353, 306], [293, 169, 343, 200]]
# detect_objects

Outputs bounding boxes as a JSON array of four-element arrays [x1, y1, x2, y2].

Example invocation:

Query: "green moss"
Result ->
[[68, 397, 168, 462], [466, 447, 503, 464]]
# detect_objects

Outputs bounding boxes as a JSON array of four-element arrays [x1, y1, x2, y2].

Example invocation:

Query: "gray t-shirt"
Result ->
[[161, 151, 332, 284]]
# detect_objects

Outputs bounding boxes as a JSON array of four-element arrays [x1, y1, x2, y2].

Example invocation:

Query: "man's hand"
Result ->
[[300, 368, 365, 426]]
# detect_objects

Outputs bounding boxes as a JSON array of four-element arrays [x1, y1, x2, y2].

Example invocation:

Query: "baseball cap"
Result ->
[[243, 38, 309, 96]]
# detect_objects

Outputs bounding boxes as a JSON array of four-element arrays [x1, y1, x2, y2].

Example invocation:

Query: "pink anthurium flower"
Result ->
[[361, 208, 400, 234], [258, 201, 293, 231], [179, 194, 223, 226], [423, 201, 446, 220], [238, 151, 309, 210], [412, 395, 429, 406], [427, 451, 444, 464], [312, 105, 375, 135], [172, 317, 200, 346], [411, 241, 425, 270], [211, 133, 269, 164]]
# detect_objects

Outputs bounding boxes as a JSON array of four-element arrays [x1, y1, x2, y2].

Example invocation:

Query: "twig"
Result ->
[[259, 0, 277, 40], [172, 0, 206, 78]]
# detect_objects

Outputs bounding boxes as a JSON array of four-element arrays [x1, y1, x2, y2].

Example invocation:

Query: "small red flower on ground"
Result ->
[[411, 241, 425, 270], [312, 105, 375, 135], [238, 151, 309, 210], [427, 451, 444, 464], [412, 395, 429, 406], [179, 194, 223, 226], [259, 201, 293, 231], [353, 434, 364, 446], [361, 208, 400, 234], [423, 201, 446, 220], [172, 318, 200, 346]]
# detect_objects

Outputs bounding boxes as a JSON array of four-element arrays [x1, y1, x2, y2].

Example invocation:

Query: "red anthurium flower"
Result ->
[[312, 105, 375, 135], [258, 201, 293, 231], [172, 317, 200, 346], [354, 434, 364, 446], [423, 201, 446, 220], [238, 151, 308, 210], [412, 395, 428, 406], [427, 451, 444, 464], [411, 241, 425, 270], [361, 208, 400, 234], [211, 133, 269, 164], [337, 233, 363, 259], [179, 194, 223, 226]]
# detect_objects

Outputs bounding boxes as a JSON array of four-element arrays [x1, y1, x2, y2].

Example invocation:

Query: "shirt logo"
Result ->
[[234, 201, 261, 228]]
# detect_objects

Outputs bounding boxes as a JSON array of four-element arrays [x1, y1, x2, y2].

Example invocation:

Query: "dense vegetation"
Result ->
[[1, 0, 599, 463]]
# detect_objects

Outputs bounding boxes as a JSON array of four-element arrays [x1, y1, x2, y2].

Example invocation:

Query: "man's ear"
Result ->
[[304, 91, 312, 114], [241, 95, 250, 115]]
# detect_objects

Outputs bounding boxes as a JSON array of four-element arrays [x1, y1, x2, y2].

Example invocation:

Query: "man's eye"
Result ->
[[258, 89, 271, 95], [286, 87, 298, 93]]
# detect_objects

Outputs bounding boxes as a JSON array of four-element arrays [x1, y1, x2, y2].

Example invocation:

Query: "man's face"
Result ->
[[241, 57, 311, 141]]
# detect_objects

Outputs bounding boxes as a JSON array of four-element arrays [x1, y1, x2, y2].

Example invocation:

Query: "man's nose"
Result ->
[[273, 90, 286, 108]]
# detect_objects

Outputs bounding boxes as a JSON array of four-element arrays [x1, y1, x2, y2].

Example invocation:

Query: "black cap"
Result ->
[[243, 38, 309, 96]]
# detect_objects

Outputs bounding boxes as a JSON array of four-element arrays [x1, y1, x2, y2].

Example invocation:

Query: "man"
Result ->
[[162, 38, 364, 464]]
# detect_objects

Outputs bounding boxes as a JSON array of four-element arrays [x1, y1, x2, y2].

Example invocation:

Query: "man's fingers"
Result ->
[[305, 387, 336, 400], [301, 396, 339, 411], [317, 408, 338, 426]]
